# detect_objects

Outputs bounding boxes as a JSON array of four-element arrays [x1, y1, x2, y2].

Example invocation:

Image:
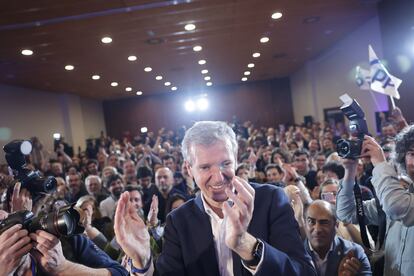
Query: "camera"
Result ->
[[336, 96, 369, 159], [3, 140, 57, 198], [0, 204, 84, 237]]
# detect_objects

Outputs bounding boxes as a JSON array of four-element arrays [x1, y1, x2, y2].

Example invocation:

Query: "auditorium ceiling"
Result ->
[[0, 0, 378, 99]]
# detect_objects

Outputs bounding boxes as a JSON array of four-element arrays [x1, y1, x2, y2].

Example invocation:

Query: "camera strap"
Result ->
[[353, 181, 371, 249]]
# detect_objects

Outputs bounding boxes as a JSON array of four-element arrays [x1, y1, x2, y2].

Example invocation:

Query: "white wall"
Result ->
[[0, 84, 106, 163], [290, 16, 389, 133]]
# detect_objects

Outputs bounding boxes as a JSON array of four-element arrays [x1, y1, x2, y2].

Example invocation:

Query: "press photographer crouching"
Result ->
[[336, 121, 414, 274], [0, 140, 128, 275]]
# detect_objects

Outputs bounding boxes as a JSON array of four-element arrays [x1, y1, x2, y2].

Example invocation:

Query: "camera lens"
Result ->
[[336, 139, 350, 158]]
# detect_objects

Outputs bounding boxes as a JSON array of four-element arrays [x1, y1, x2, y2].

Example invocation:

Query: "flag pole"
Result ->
[[390, 95, 396, 110]]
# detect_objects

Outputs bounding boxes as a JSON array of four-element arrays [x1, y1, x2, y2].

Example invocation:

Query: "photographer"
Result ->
[[1, 181, 128, 275], [336, 126, 414, 275]]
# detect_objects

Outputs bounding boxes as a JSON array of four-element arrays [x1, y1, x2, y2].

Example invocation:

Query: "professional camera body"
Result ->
[[0, 204, 84, 237], [3, 140, 57, 198], [336, 97, 369, 159]]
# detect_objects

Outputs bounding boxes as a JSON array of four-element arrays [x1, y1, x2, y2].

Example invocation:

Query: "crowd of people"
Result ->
[[0, 106, 412, 275]]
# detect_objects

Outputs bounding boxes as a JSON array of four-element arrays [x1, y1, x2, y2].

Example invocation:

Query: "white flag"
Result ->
[[355, 66, 371, 90], [369, 45, 401, 99]]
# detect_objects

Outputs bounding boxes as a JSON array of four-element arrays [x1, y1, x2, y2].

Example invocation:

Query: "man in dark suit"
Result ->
[[304, 200, 371, 276], [114, 121, 316, 275]]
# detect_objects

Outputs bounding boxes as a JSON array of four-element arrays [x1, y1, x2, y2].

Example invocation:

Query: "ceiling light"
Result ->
[[206, 82, 212, 86], [201, 69, 208, 74], [164, 81, 171, 86], [193, 45, 202, 52], [260, 37, 270, 43], [21, 49, 33, 56], [247, 63, 255, 68], [128, 55, 137, 61], [244, 71, 251, 76], [184, 23, 196, 31], [198, 59, 206, 65], [140, 127, 148, 133], [196, 98, 209, 111], [252, 52, 261, 58], [271, 12, 283, 20], [125, 87, 132, 92], [185, 100, 195, 112], [155, 75, 163, 80], [91, 75, 100, 80], [136, 91, 143, 95], [204, 76, 211, 81], [101, 36, 112, 44], [171, 86, 177, 91], [144, 67, 152, 72], [65, 65, 74, 71], [241, 77, 248, 81], [111, 82, 118, 87]]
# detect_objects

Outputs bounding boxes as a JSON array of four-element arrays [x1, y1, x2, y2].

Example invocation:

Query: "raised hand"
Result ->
[[11, 182, 33, 213], [222, 177, 256, 261], [114, 192, 151, 269], [147, 195, 159, 227], [338, 250, 361, 276], [361, 136, 386, 166]]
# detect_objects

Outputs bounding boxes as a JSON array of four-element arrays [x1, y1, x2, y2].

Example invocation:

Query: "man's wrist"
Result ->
[[233, 232, 257, 261]]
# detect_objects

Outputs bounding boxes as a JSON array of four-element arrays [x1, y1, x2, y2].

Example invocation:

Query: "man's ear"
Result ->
[[184, 160, 194, 179]]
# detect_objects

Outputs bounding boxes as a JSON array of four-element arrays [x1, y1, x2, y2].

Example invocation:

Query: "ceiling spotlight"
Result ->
[[136, 91, 143, 95], [271, 12, 283, 20], [111, 82, 118, 87], [244, 71, 251, 76], [91, 75, 100, 80], [140, 127, 148, 133], [196, 98, 209, 111], [101, 36, 113, 44], [184, 23, 196, 31], [198, 59, 206, 65], [155, 75, 163, 80], [144, 67, 152, 72], [128, 55, 137, 61], [206, 82, 213, 86], [65, 65, 74, 71], [171, 86, 177, 91], [184, 100, 195, 112], [21, 49, 33, 56], [193, 45, 202, 52], [260, 36, 270, 43], [241, 77, 248, 81], [164, 81, 171, 86], [204, 76, 211, 81], [252, 52, 261, 58], [247, 63, 255, 68], [125, 87, 132, 92], [201, 69, 208, 74]]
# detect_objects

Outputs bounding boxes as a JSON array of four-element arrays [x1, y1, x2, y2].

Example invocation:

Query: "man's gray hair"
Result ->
[[181, 121, 238, 164]]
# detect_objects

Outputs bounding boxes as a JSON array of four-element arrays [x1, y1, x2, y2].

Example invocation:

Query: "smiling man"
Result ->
[[114, 121, 316, 276]]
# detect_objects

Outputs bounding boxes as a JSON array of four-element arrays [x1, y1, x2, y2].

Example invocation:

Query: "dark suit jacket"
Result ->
[[304, 236, 371, 276], [155, 183, 316, 276]]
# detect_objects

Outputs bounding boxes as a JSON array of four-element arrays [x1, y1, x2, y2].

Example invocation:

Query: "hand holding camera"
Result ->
[[361, 135, 386, 166]]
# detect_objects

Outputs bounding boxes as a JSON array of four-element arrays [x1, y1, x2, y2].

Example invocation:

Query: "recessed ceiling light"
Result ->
[[111, 82, 118, 87], [91, 75, 100, 80], [155, 75, 163, 80], [144, 67, 152, 72], [241, 77, 248, 81], [201, 69, 208, 74], [136, 91, 143, 95], [252, 52, 261, 58], [198, 59, 206, 65], [271, 12, 283, 20], [206, 82, 213, 86], [125, 87, 132, 92], [101, 36, 112, 44], [204, 76, 211, 81], [171, 86, 177, 91], [193, 45, 202, 52], [184, 23, 196, 31], [65, 65, 74, 71], [164, 81, 171, 86], [260, 37, 269, 43], [21, 49, 33, 56], [244, 71, 251, 76], [128, 55, 137, 61], [247, 63, 255, 68]]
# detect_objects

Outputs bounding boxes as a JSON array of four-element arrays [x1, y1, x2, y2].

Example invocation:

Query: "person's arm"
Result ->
[[363, 136, 414, 226]]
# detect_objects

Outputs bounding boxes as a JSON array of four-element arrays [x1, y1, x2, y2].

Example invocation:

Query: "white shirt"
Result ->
[[99, 196, 117, 219], [307, 240, 334, 276]]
